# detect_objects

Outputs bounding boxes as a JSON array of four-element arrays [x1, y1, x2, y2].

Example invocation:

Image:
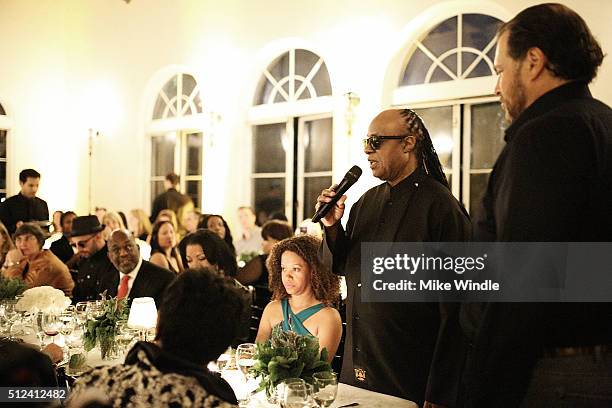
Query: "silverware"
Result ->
[[337, 403, 359, 408]]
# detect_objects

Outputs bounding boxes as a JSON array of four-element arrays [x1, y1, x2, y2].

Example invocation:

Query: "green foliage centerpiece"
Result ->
[[83, 294, 129, 359], [0, 275, 27, 299], [252, 326, 333, 399]]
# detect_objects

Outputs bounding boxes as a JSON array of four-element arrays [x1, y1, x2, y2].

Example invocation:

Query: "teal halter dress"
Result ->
[[280, 298, 325, 337]]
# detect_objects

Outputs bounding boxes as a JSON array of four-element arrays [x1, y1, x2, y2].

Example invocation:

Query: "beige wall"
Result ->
[[0, 0, 610, 229]]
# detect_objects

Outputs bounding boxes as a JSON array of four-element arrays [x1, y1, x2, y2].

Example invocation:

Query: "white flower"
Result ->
[[15, 286, 71, 313]]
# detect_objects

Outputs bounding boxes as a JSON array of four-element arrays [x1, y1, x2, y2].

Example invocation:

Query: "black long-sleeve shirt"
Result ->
[[0, 192, 48, 234]]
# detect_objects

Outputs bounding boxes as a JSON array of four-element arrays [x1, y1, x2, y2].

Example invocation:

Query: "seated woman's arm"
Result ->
[[255, 301, 277, 344], [149, 252, 170, 270], [316, 307, 343, 363], [236, 255, 264, 285]]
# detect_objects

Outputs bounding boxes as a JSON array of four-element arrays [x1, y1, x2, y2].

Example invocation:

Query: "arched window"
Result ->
[[250, 48, 333, 230], [254, 49, 331, 105], [0, 102, 8, 201], [149, 73, 204, 209], [152, 73, 203, 119], [401, 14, 501, 86], [393, 12, 506, 214]]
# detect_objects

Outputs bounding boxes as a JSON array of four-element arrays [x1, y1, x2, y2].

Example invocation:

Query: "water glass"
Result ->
[[312, 372, 338, 407], [282, 383, 313, 408], [42, 313, 62, 344], [235, 343, 256, 379]]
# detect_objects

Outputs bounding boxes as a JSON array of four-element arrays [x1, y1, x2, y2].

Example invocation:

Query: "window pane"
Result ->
[[413, 106, 453, 170], [186, 133, 202, 176], [162, 76, 178, 103], [151, 134, 175, 177], [0, 103, 5, 115], [253, 124, 286, 173], [0, 162, 5, 190], [401, 47, 430, 86], [304, 118, 332, 173], [422, 16, 457, 59], [303, 176, 332, 220], [295, 49, 319, 79], [0, 130, 6, 158], [193, 91, 203, 113], [150, 181, 165, 203], [462, 14, 501, 53], [152, 95, 166, 119], [182, 74, 196, 98], [311, 61, 332, 97], [469, 172, 491, 216], [253, 178, 285, 225], [186, 180, 202, 209], [471, 102, 506, 169]]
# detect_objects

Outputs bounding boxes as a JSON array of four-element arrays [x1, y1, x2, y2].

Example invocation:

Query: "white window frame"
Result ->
[[147, 72, 206, 211]]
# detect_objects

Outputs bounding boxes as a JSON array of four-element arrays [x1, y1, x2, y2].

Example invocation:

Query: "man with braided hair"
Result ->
[[316, 108, 470, 404]]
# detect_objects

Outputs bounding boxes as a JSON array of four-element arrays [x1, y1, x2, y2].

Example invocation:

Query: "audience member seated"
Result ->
[[182, 209, 202, 235], [68, 268, 245, 407], [180, 229, 251, 345], [237, 220, 293, 288], [105, 229, 175, 307], [235, 206, 263, 257], [52, 210, 63, 234], [50, 211, 80, 268], [256, 235, 342, 362], [150, 220, 184, 274], [94, 206, 106, 224], [101, 211, 125, 241], [0, 221, 15, 268], [0, 339, 59, 390], [154, 209, 179, 238], [70, 215, 118, 303], [2, 223, 74, 296], [127, 209, 152, 241], [199, 214, 236, 257]]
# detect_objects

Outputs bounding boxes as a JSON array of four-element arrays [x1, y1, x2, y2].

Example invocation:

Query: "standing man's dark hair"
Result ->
[[165, 172, 179, 186], [498, 3, 604, 83], [18, 169, 41, 183]]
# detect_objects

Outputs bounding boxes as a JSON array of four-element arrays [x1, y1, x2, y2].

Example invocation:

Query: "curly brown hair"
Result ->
[[266, 235, 340, 305]]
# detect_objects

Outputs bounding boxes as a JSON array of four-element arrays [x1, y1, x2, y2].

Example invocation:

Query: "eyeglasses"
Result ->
[[71, 234, 96, 248], [362, 134, 410, 150]]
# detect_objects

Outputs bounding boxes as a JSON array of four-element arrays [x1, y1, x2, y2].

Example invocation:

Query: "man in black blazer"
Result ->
[[106, 229, 175, 308]]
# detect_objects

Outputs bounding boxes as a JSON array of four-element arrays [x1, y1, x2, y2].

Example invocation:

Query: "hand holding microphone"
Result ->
[[313, 166, 362, 226]]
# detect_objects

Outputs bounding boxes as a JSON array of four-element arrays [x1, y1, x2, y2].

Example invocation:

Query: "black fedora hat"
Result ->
[[71, 215, 105, 237]]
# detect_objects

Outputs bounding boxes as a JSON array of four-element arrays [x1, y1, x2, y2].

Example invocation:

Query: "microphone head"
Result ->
[[345, 165, 362, 183]]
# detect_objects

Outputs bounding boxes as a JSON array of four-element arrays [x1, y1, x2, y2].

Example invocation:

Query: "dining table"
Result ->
[[16, 330, 417, 408]]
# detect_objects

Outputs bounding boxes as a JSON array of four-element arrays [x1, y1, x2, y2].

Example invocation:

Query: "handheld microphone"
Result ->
[[311, 165, 362, 223]]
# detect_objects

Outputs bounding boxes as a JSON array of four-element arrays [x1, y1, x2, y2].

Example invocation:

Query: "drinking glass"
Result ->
[[235, 343, 256, 379], [86, 301, 104, 319], [42, 313, 62, 344], [75, 302, 88, 326], [59, 310, 76, 337], [312, 372, 338, 407], [275, 378, 305, 406], [116, 320, 138, 356], [282, 383, 313, 408]]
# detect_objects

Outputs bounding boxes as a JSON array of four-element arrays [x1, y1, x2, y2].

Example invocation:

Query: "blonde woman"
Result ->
[[102, 211, 126, 241], [128, 209, 152, 241]]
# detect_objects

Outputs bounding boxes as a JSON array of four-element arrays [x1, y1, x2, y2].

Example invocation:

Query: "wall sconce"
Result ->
[[205, 111, 222, 148], [344, 92, 360, 138]]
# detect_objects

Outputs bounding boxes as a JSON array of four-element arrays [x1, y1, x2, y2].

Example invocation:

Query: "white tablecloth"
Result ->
[[18, 332, 417, 408]]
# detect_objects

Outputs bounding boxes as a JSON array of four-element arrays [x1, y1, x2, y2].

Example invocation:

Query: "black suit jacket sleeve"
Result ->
[[129, 261, 176, 307]]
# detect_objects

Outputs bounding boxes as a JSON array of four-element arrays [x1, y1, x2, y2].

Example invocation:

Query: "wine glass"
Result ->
[[59, 310, 76, 349], [42, 313, 62, 344], [282, 383, 313, 408], [312, 372, 338, 407], [86, 301, 104, 319], [116, 320, 138, 356], [75, 302, 88, 325], [235, 343, 256, 379]]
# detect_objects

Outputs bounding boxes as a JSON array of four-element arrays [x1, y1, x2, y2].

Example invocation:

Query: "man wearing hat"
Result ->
[[70, 215, 118, 303]]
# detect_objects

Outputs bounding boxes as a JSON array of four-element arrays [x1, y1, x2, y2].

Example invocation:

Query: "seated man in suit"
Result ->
[[106, 229, 175, 306]]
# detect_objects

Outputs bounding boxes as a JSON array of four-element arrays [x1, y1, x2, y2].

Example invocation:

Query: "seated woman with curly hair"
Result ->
[[255, 235, 342, 361]]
